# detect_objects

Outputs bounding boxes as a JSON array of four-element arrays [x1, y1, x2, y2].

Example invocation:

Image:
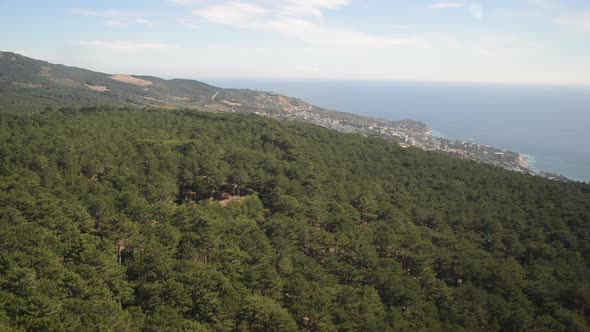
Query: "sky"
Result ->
[[1, 0, 590, 85]]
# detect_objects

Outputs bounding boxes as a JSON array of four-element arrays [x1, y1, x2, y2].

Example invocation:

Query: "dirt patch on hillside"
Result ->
[[38, 66, 82, 88], [219, 195, 249, 207], [85, 84, 110, 92], [141, 96, 164, 103], [39, 66, 52, 78], [110, 74, 153, 86], [221, 100, 241, 107]]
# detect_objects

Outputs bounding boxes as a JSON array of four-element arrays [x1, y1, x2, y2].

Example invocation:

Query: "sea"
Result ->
[[208, 80, 590, 182]]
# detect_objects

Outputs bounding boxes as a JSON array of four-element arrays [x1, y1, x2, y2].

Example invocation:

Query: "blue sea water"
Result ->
[[208, 79, 590, 182]]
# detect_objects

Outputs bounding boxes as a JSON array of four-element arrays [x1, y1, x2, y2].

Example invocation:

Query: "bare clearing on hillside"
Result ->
[[221, 100, 241, 107], [39, 66, 82, 88], [109, 74, 153, 86], [141, 96, 163, 102], [85, 84, 109, 92]]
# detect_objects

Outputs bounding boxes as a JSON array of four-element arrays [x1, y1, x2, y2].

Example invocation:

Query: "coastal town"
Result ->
[[226, 92, 572, 182]]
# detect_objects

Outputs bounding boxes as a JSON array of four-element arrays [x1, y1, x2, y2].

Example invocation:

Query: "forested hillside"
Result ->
[[0, 107, 589, 331], [0, 52, 318, 115]]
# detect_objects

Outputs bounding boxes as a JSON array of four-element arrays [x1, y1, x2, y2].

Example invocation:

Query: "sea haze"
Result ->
[[208, 79, 590, 182]]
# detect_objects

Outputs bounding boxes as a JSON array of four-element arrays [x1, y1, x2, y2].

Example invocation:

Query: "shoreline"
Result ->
[[423, 126, 583, 183], [520, 154, 537, 172], [517, 154, 530, 169]]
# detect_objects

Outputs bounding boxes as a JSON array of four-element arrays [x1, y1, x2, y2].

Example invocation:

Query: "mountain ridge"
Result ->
[[0, 51, 422, 127]]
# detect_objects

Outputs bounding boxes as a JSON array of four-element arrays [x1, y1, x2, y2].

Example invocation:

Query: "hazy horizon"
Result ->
[[6, 49, 590, 89], [2, 0, 590, 86]]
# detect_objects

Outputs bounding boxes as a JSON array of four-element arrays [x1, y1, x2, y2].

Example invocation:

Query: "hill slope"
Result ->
[[0, 51, 427, 132], [0, 51, 331, 115], [0, 107, 588, 331]]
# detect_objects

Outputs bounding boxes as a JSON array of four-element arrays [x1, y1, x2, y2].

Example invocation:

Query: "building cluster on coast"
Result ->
[[216, 90, 572, 182], [253, 100, 572, 181]]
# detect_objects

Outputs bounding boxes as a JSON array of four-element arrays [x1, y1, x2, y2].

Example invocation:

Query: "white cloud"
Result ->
[[521, 0, 563, 11], [428, 2, 465, 10], [555, 11, 590, 31], [295, 65, 321, 72], [187, 1, 428, 49], [168, 0, 207, 5], [69, 8, 154, 26], [514, 1, 590, 32], [472, 35, 541, 59], [207, 45, 270, 53], [70, 8, 124, 17], [175, 18, 200, 29], [280, 0, 351, 17], [176, 0, 351, 17], [74, 40, 178, 53], [194, 2, 269, 27], [495, 8, 543, 18]]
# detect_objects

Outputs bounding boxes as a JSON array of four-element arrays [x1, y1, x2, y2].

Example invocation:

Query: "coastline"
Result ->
[[212, 79, 590, 182], [520, 154, 536, 172], [426, 122, 585, 182], [430, 130, 447, 139]]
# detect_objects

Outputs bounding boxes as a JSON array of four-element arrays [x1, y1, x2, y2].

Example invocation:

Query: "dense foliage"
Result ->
[[0, 107, 589, 331]]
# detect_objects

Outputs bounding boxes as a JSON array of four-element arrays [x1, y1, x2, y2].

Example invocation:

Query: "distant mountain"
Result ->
[[0, 51, 281, 112], [0, 53, 301, 113], [0, 51, 426, 130]]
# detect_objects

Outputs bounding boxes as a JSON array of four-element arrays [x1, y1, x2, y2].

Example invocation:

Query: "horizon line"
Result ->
[[4, 50, 590, 89]]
